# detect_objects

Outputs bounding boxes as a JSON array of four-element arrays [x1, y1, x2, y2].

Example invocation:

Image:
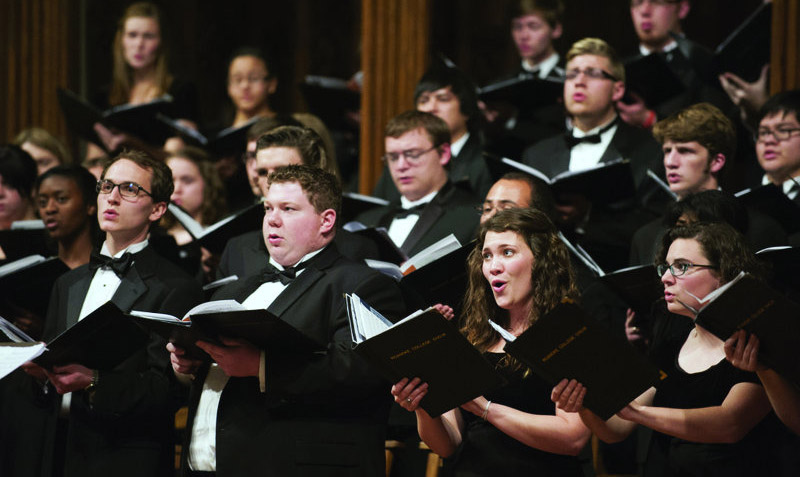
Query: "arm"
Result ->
[[617, 381, 770, 443], [551, 378, 654, 444], [725, 330, 800, 434], [461, 395, 590, 455]]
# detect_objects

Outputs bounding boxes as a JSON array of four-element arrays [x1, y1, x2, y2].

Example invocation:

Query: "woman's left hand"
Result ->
[[724, 329, 766, 373]]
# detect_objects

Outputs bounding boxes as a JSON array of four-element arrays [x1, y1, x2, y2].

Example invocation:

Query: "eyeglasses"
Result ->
[[228, 75, 269, 87], [381, 146, 438, 165], [96, 179, 152, 198], [755, 127, 800, 142], [565, 68, 618, 82], [656, 261, 717, 278], [630, 0, 680, 7], [477, 201, 517, 216]]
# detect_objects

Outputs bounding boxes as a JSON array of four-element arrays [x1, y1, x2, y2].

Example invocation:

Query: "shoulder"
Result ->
[[435, 182, 481, 208], [135, 247, 199, 287]]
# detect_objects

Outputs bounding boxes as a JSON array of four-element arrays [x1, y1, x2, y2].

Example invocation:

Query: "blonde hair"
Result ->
[[566, 37, 625, 83]]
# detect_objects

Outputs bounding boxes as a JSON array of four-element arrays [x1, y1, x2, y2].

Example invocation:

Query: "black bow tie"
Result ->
[[564, 119, 618, 148], [89, 252, 134, 277], [260, 261, 307, 285], [393, 204, 427, 220]]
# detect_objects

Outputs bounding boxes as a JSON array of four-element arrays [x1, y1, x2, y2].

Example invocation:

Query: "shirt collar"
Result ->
[[99, 239, 149, 258], [573, 115, 619, 137], [639, 39, 678, 56], [269, 246, 325, 271], [521, 52, 560, 78], [450, 132, 469, 158], [400, 189, 438, 210]]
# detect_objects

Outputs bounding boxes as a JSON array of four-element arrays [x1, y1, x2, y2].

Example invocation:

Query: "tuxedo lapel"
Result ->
[[550, 143, 571, 177], [65, 270, 92, 328], [111, 266, 148, 312]]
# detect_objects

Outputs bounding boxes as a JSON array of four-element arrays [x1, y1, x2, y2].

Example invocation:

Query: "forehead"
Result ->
[[483, 230, 526, 249], [229, 55, 267, 75], [419, 86, 456, 99], [566, 54, 610, 71], [256, 147, 303, 167], [265, 180, 311, 204], [167, 156, 200, 173], [104, 158, 153, 187], [760, 111, 800, 127], [487, 179, 532, 204], [38, 175, 78, 194], [124, 16, 158, 33], [662, 139, 707, 152], [385, 127, 433, 150], [512, 13, 547, 25], [666, 237, 706, 261]]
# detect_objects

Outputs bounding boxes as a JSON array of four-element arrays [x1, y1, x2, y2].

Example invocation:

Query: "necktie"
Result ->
[[260, 261, 309, 285], [394, 204, 427, 220], [89, 252, 134, 277], [564, 119, 618, 148]]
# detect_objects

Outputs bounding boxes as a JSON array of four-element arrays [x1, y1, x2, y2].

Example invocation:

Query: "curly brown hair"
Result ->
[[461, 208, 578, 359], [656, 222, 765, 284]]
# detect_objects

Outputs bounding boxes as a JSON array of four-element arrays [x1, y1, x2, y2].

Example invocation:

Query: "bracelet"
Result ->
[[481, 400, 492, 420], [642, 110, 657, 129], [85, 369, 99, 393]]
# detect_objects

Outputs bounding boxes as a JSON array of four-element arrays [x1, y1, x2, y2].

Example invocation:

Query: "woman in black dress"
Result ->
[[553, 222, 773, 477], [392, 208, 590, 476]]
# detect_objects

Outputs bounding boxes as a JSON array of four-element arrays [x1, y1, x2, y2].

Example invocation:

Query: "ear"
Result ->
[[678, 1, 690, 20], [149, 201, 167, 223], [266, 77, 278, 95], [611, 81, 626, 103], [551, 22, 563, 40], [438, 143, 452, 167], [87, 203, 97, 217], [319, 209, 336, 235], [709, 153, 726, 174]]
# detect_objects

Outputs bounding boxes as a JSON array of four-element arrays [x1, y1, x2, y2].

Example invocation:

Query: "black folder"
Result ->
[[169, 203, 264, 255], [713, 2, 771, 82], [502, 300, 666, 420], [735, 184, 800, 234], [0, 256, 69, 320], [300, 76, 360, 131], [623, 53, 686, 107], [0, 228, 53, 261], [478, 75, 564, 111], [34, 301, 149, 370]]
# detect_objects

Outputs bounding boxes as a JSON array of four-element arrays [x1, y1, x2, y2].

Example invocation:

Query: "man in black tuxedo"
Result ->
[[216, 126, 378, 279], [14, 151, 203, 477], [373, 67, 492, 200], [521, 38, 664, 270], [170, 165, 406, 476], [356, 111, 479, 257]]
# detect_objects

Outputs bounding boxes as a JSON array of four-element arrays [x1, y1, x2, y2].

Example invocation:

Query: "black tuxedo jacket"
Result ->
[[32, 246, 203, 477], [217, 228, 381, 280], [372, 134, 491, 201], [355, 181, 479, 256], [181, 243, 406, 476]]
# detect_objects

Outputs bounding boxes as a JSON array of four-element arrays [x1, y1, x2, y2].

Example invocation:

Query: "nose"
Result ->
[[488, 255, 504, 275], [664, 150, 679, 168], [418, 100, 437, 114], [266, 209, 281, 227], [660, 267, 674, 286], [43, 198, 58, 214]]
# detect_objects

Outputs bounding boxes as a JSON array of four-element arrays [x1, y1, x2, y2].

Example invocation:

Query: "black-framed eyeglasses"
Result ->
[[565, 68, 618, 82], [630, 0, 680, 7], [381, 146, 438, 165], [96, 179, 152, 198], [656, 261, 717, 278], [476, 201, 517, 216], [755, 127, 800, 143]]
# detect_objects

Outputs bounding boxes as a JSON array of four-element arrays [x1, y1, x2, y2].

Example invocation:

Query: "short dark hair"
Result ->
[[255, 126, 327, 170], [653, 103, 736, 170], [385, 110, 451, 147], [103, 149, 173, 203], [266, 164, 341, 222], [757, 89, 800, 125], [657, 221, 764, 284], [0, 145, 38, 199], [509, 0, 565, 27], [414, 65, 480, 132], [664, 190, 748, 234], [227, 46, 275, 79], [35, 164, 98, 210], [498, 172, 557, 220]]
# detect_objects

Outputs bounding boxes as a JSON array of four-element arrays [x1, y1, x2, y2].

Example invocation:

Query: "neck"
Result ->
[[676, 178, 718, 200], [234, 106, 274, 128], [573, 111, 616, 133], [767, 170, 800, 186], [524, 47, 555, 70], [132, 65, 157, 85], [105, 229, 148, 256], [507, 302, 532, 336], [642, 28, 681, 53], [58, 228, 94, 269], [450, 128, 467, 145], [691, 324, 723, 347]]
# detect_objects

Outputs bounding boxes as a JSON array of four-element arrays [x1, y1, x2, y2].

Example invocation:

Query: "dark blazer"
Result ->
[[356, 181, 480, 257], [182, 243, 406, 477], [372, 134, 492, 201], [34, 246, 203, 477], [216, 228, 381, 279]]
